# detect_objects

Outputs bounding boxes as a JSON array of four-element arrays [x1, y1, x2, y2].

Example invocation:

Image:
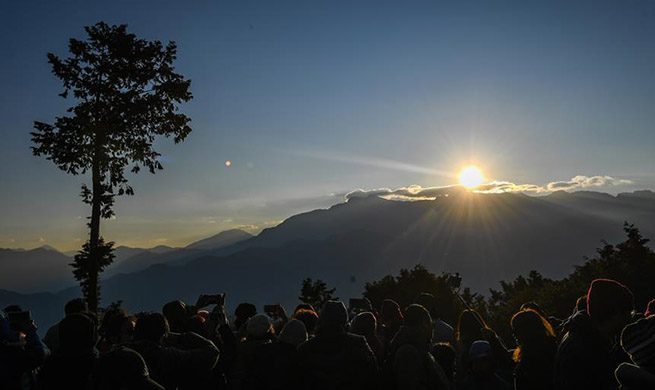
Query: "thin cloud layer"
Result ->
[[345, 175, 633, 201]]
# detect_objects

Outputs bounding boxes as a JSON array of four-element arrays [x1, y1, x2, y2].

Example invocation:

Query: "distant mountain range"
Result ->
[[0, 229, 253, 293], [2, 190, 654, 330]]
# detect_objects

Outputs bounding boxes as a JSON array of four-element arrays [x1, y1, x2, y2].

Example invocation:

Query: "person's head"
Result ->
[[187, 314, 207, 337], [380, 299, 403, 324], [101, 309, 135, 346], [134, 313, 169, 344], [317, 301, 349, 334], [245, 314, 273, 340], [234, 303, 257, 329], [65, 298, 88, 316], [510, 309, 555, 362], [293, 309, 319, 335], [587, 279, 634, 336], [59, 313, 96, 353], [162, 300, 187, 333], [519, 302, 546, 318], [457, 309, 487, 342], [645, 299, 655, 317], [93, 346, 164, 390], [350, 312, 377, 337], [575, 295, 588, 314], [278, 319, 308, 347], [431, 342, 456, 383], [467, 340, 495, 378], [621, 315, 655, 373], [404, 304, 433, 344], [415, 293, 439, 319]]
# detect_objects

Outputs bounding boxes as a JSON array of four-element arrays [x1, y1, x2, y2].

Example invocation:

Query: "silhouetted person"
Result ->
[[431, 342, 457, 385], [379, 299, 403, 352], [93, 346, 164, 389], [455, 309, 512, 383], [163, 300, 189, 333], [0, 305, 49, 390], [297, 300, 377, 390], [39, 313, 98, 389], [43, 298, 88, 352], [510, 309, 557, 390], [350, 311, 384, 367], [615, 315, 655, 389], [249, 319, 308, 390], [293, 309, 319, 336], [233, 303, 257, 335], [97, 308, 135, 354], [389, 304, 450, 390], [229, 314, 274, 390], [416, 292, 456, 346], [456, 340, 509, 390], [554, 279, 634, 390], [128, 312, 219, 390]]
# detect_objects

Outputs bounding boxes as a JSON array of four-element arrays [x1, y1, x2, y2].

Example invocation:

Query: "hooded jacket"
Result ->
[[554, 311, 627, 390]]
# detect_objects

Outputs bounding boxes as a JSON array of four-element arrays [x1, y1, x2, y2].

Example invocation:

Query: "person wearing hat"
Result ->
[[388, 304, 450, 390], [615, 315, 655, 389], [93, 346, 164, 389], [456, 340, 509, 390], [228, 313, 274, 389], [249, 319, 308, 389], [297, 300, 377, 390], [554, 279, 635, 390]]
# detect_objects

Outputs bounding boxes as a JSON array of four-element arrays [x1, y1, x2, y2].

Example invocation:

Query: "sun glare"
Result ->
[[459, 166, 484, 189]]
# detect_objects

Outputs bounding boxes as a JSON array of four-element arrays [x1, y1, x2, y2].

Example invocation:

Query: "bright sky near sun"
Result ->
[[1, 0, 654, 250]]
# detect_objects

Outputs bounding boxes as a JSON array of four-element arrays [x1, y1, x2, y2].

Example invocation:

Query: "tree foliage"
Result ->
[[299, 278, 338, 310], [362, 223, 655, 343], [31, 22, 192, 312]]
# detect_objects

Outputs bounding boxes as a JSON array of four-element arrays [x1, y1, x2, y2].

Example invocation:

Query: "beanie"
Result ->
[[278, 319, 308, 347], [246, 314, 272, 338], [587, 279, 634, 321]]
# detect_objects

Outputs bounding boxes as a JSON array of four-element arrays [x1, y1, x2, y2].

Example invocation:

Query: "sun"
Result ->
[[458, 166, 484, 189]]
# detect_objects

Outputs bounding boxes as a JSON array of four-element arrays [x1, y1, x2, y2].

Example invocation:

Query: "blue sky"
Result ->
[[1, 0, 654, 250]]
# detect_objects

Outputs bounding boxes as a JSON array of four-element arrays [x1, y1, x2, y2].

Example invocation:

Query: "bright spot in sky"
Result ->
[[459, 166, 484, 188], [225, 160, 232, 167]]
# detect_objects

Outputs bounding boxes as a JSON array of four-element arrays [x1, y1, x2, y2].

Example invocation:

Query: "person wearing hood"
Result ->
[[38, 313, 98, 389], [389, 304, 450, 390], [297, 300, 377, 390], [615, 315, 655, 389], [554, 279, 634, 390], [128, 312, 219, 390], [248, 319, 308, 390]]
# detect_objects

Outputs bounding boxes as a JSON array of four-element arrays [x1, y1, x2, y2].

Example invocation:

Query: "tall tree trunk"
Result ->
[[88, 152, 102, 313]]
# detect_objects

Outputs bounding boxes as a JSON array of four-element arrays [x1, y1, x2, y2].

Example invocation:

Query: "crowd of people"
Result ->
[[1, 277, 655, 389]]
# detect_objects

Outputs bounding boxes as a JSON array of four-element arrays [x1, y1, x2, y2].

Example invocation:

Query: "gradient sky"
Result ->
[[1, 0, 654, 251]]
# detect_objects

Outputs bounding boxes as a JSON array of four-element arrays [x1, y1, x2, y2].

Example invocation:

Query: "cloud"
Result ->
[[545, 175, 632, 191], [345, 175, 632, 201], [37, 237, 46, 243]]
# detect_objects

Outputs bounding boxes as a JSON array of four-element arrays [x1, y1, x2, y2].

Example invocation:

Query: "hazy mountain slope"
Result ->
[[0, 247, 72, 293], [186, 229, 253, 250]]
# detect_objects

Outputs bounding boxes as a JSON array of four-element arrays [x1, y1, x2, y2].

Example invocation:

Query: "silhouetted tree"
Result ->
[[31, 22, 192, 313], [364, 264, 463, 326], [299, 278, 338, 309]]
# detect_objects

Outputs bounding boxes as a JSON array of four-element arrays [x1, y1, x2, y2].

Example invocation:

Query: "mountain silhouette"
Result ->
[[2, 190, 654, 329]]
